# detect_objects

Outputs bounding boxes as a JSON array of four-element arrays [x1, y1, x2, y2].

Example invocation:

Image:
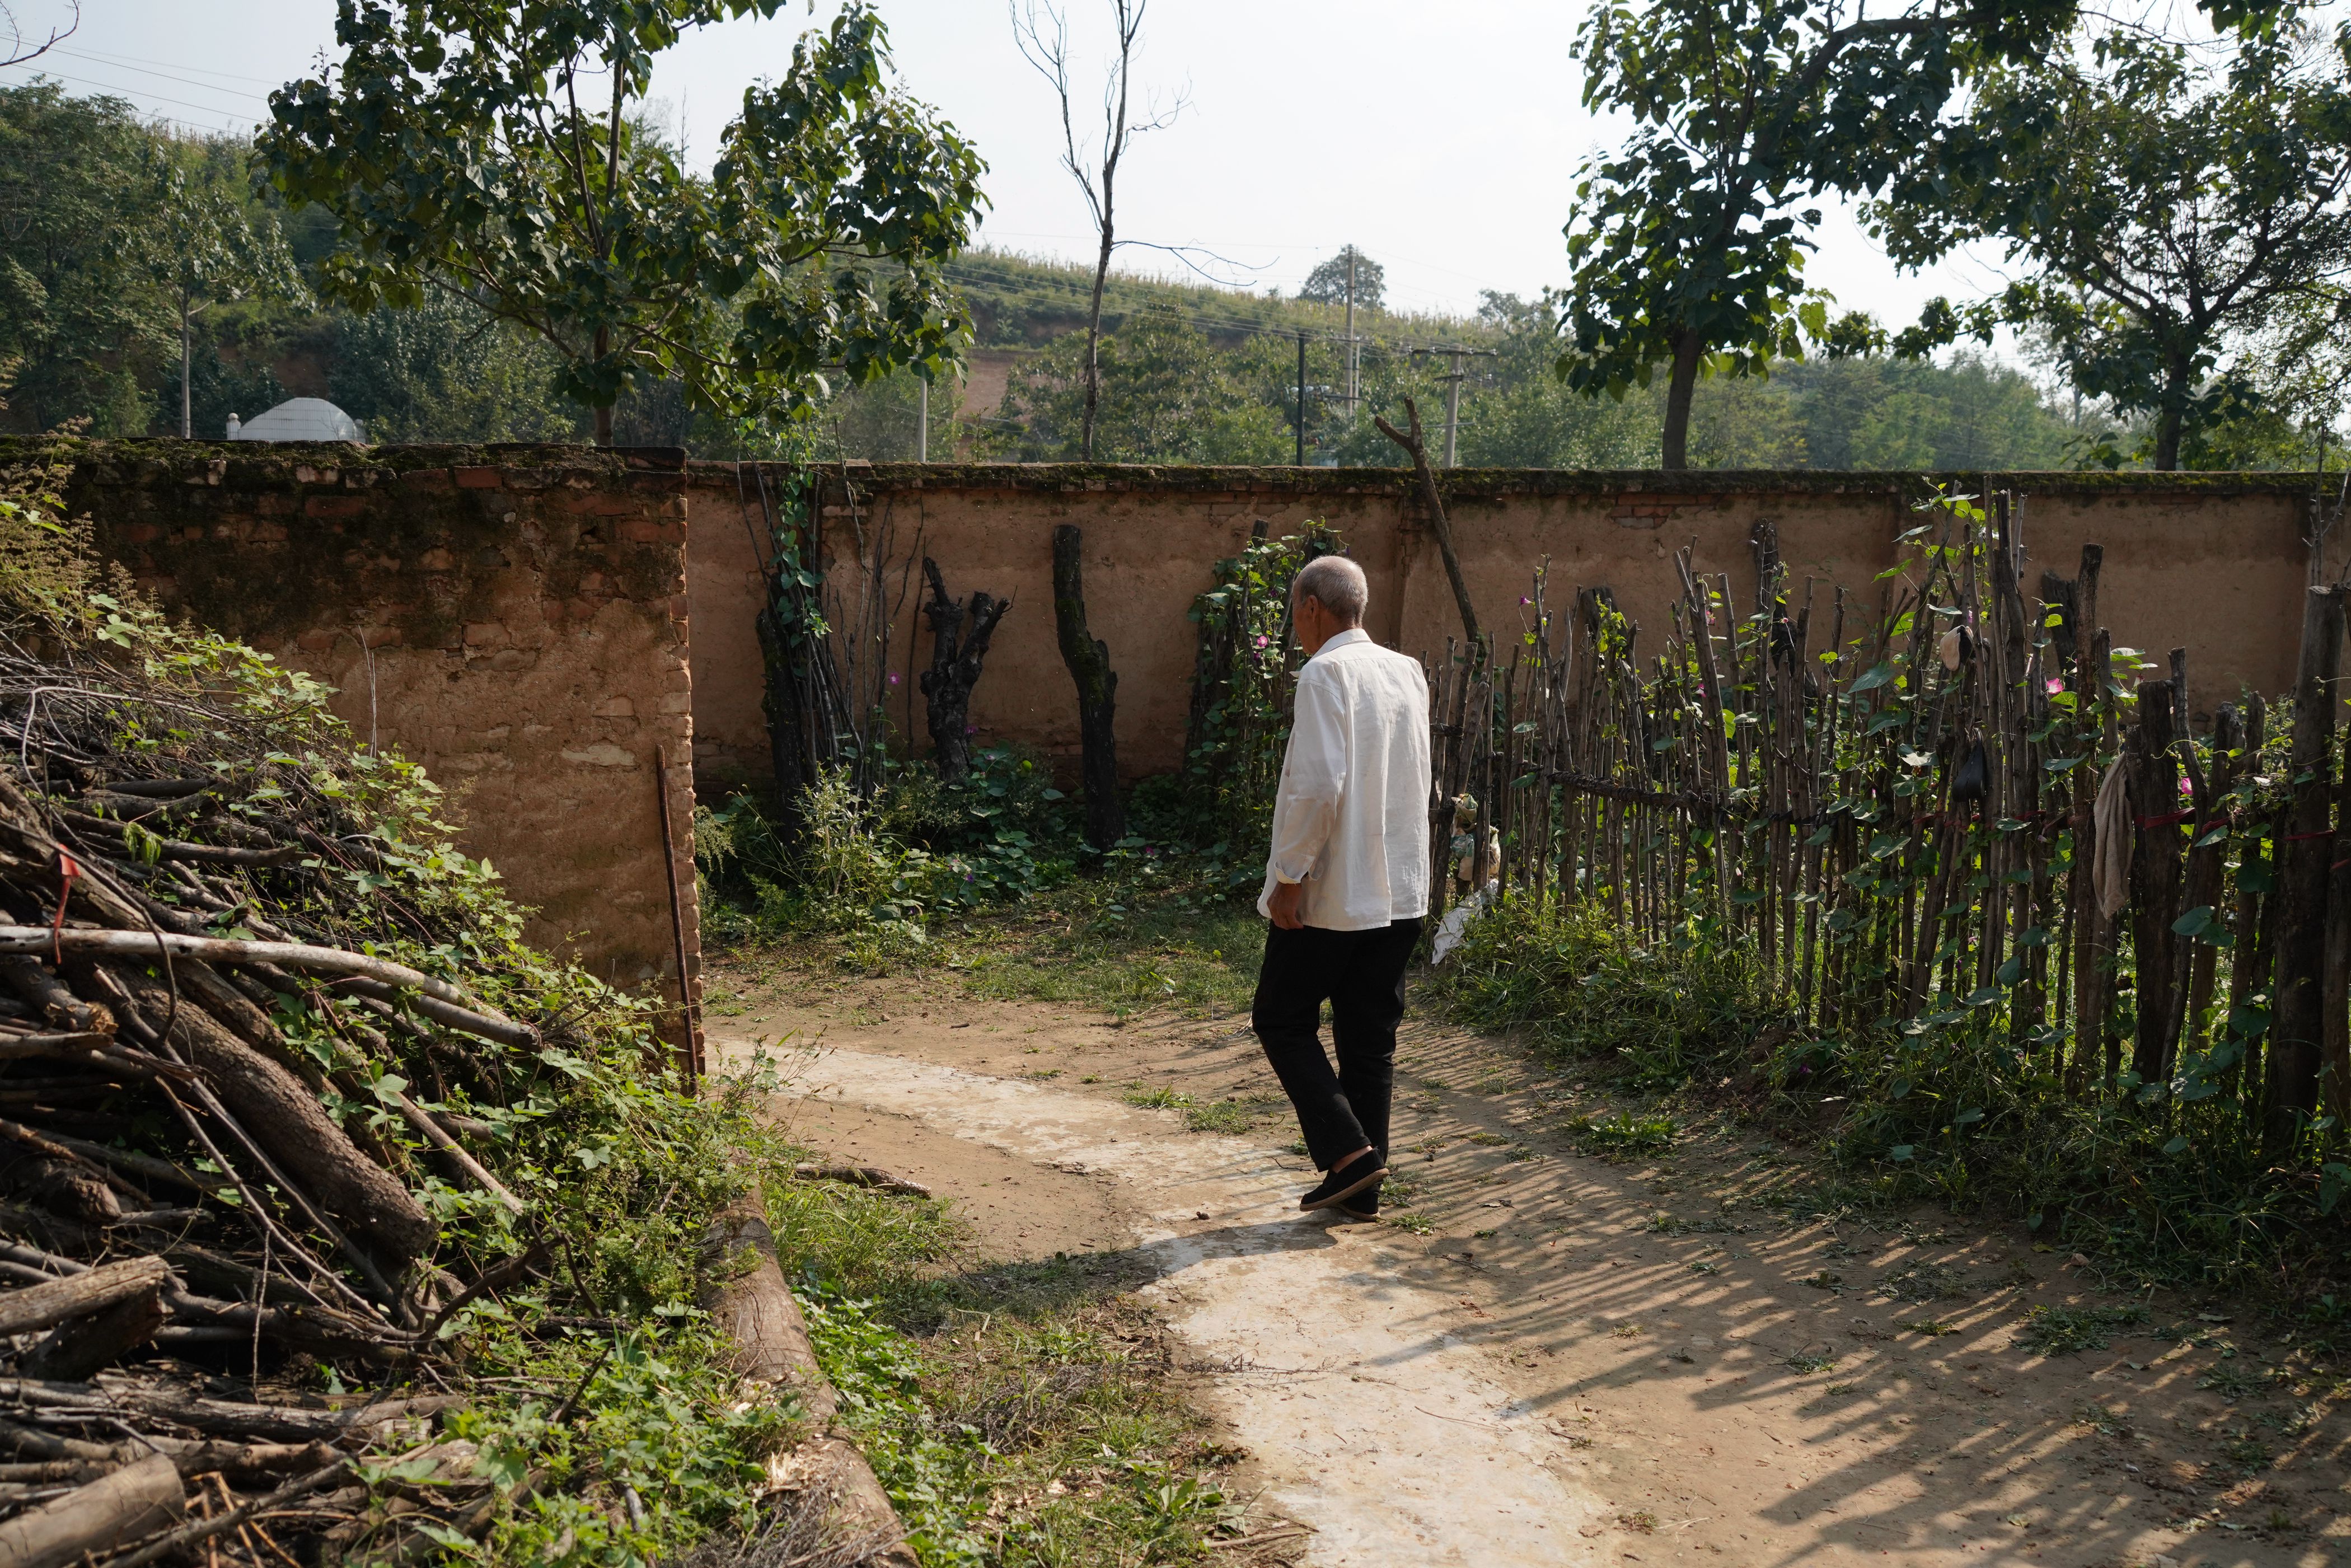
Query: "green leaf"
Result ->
[[1850, 662, 1897, 693]]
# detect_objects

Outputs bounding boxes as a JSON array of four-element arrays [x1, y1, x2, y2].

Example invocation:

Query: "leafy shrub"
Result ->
[[1426, 899, 1789, 1087]]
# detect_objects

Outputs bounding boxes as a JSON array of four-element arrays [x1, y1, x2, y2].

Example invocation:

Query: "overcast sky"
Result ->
[[5, 0, 2024, 331]]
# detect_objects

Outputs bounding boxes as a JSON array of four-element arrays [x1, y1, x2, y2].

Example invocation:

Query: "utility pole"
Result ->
[[1440, 348, 1464, 467], [918, 375, 929, 462], [1343, 249, 1358, 413], [1409, 343, 1497, 469], [1295, 331, 1307, 465]]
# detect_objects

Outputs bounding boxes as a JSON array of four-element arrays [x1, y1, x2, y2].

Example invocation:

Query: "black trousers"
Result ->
[[1251, 917, 1421, 1172]]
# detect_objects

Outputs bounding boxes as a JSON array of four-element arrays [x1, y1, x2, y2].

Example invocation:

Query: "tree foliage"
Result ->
[[1559, 0, 2067, 469], [0, 83, 168, 434], [260, 0, 985, 442], [1299, 246, 1384, 312], [1877, 24, 2351, 469]]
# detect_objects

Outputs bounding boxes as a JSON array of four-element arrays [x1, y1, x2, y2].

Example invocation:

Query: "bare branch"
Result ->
[[0, 0, 77, 70]]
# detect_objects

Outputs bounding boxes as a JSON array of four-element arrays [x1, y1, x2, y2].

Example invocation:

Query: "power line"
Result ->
[[0, 65, 265, 121], [49, 47, 280, 102], [54, 44, 288, 89]]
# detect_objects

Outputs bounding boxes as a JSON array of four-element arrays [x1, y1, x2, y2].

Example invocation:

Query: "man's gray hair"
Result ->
[[1292, 554, 1368, 624]]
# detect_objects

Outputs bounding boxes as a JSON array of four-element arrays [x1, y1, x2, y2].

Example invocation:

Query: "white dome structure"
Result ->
[[226, 398, 365, 443]]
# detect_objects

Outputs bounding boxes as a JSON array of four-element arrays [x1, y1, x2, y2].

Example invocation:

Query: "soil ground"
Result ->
[[708, 965, 2351, 1568]]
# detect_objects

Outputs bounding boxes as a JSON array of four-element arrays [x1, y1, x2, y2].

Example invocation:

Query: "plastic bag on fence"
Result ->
[[1431, 880, 1498, 965], [2093, 756, 2133, 918]]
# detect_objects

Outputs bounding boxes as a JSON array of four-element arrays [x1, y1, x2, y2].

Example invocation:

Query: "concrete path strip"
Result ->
[[713, 1035, 1605, 1567]]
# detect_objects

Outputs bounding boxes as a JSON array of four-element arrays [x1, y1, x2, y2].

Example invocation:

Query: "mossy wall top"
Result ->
[[5, 437, 700, 995]]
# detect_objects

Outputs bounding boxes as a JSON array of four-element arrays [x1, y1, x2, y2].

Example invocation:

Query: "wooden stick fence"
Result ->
[[1425, 489, 2351, 1141]]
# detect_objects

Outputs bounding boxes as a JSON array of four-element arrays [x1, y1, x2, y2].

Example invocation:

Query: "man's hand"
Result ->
[[1268, 878, 1306, 930]]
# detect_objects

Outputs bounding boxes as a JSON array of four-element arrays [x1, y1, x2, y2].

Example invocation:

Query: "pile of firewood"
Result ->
[[0, 620, 617, 1562]]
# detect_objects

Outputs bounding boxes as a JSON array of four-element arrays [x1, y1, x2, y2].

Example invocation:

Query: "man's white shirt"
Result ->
[[1257, 627, 1433, 931]]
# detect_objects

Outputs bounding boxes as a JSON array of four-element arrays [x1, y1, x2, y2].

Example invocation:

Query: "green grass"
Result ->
[[807, 1285, 1247, 1566], [950, 877, 1265, 1019], [1184, 1094, 1284, 1135]]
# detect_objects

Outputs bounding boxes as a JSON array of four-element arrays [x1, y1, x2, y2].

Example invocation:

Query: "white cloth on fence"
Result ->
[[1258, 628, 1433, 931], [2092, 756, 2133, 919], [1431, 881, 1498, 965]]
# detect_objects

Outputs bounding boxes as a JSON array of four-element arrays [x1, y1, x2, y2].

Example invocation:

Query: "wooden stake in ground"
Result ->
[[1374, 397, 1481, 655], [1051, 525, 1126, 850], [2272, 582, 2345, 1138]]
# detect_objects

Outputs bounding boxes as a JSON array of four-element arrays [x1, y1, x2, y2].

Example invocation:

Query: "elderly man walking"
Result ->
[[1253, 554, 1431, 1218]]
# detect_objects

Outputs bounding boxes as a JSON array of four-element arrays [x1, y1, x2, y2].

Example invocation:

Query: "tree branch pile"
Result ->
[[0, 474, 841, 1563]]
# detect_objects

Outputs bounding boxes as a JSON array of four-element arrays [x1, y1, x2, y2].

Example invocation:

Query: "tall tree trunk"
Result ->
[[1051, 525, 1125, 849], [2270, 583, 2344, 1141], [1660, 329, 1705, 470], [1081, 208, 1114, 461], [593, 324, 614, 446], [2151, 357, 2189, 471]]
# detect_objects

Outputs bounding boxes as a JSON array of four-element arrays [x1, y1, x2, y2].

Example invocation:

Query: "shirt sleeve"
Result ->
[[1268, 670, 1347, 883]]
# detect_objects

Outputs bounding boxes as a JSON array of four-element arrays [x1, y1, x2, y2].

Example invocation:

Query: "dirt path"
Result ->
[[711, 979, 2348, 1568]]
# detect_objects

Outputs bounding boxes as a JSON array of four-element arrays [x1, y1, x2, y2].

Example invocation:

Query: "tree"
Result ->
[[146, 148, 305, 439], [1559, 0, 2074, 469], [0, 83, 167, 434], [1878, 25, 2351, 469], [261, 1, 985, 444], [1299, 246, 1384, 312], [1011, 0, 1184, 461]]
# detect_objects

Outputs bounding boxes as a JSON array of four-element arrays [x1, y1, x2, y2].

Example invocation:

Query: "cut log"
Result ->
[[0, 1256, 167, 1337], [0, 1452, 184, 1568], [22, 1282, 167, 1380], [0, 957, 109, 1035], [699, 1196, 914, 1568], [92, 963, 435, 1266], [1050, 525, 1126, 850]]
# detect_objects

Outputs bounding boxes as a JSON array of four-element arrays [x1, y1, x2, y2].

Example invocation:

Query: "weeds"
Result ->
[[1567, 1110, 1679, 1157], [2017, 1304, 2151, 1356]]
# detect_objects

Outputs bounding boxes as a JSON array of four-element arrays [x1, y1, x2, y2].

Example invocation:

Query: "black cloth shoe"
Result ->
[[1337, 1179, 1382, 1220], [1300, 1149, 1388, 1212]]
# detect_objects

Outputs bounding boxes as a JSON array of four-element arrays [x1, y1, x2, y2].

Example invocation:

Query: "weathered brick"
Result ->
[[453, 467, 504, 489]]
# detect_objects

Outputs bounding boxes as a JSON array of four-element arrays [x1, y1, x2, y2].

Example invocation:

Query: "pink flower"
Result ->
[[2179, 776, 2193, 795], [887, 671, 900, 687], [1520, 596, 1532, 606], [1254, 635, 1268, 648], [2045, 677, 2064, 694]]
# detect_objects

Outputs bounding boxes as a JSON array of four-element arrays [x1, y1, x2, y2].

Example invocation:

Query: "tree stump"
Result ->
[[917, 558, 1009, 783], [1051, 525, 1125, 849]]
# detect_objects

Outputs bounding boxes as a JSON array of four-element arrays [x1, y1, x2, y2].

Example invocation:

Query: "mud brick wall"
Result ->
[[21, 439, 701, 1000], [686, 464, 2322, 787]]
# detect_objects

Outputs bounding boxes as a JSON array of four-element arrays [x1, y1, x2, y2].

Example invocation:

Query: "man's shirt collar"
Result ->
[[1312, 627, 1371, 658]]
